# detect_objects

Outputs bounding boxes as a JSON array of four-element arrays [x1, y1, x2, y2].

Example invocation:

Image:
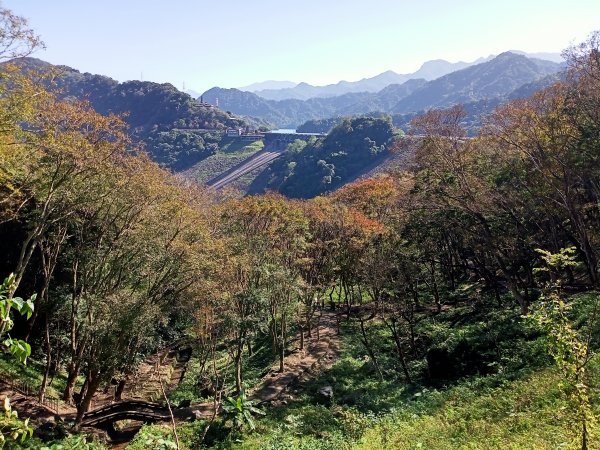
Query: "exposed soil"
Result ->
[[2, 312, 341, 448], [250, 309, 341, 405]]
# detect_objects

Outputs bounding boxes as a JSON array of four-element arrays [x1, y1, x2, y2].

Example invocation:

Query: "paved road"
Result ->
[[206, 147, 285, 189]]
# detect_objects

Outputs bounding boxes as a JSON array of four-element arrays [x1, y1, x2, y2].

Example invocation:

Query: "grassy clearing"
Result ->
[[224, 346, 598, 450], [220, 139, 264, 155], [126, 365, 595, 449]]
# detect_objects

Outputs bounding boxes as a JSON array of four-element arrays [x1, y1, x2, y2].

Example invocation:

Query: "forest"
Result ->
[[8, 57, 247, 171], [263, 116, 398, 198], [1, 7, 600, 450]]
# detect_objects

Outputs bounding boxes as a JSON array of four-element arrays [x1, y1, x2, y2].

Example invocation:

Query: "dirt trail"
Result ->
[[88, 343, 191, 409], [1, 313, 340, 448], [0, 343, 191, 423], [250, 308, 340, 405]]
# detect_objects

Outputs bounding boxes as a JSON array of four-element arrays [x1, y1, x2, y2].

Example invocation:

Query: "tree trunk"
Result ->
[[234, 341, 243, 395], [10, 228, 41, 299], [78, 372, 90, 405], [359, 318, 383, 382], [269, 320, 278, 356], [115, 379, 126, 401], [386, 320, 411, 384], [38, 315, 52, 403], [278, 314, 286, 373], [63, 361, 80, 403], [316, 311, 321, 342], [509, 282, 528, 315], [430, 259, 442, 313], [75, 371, 102, 428]]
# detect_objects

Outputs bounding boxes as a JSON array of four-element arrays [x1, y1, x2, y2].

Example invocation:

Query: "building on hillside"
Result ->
[[198, 95, 215, 108]]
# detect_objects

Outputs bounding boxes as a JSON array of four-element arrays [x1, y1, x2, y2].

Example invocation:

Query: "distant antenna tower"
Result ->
[[140, 72, 143, 81], [183, 81, 186, 91]]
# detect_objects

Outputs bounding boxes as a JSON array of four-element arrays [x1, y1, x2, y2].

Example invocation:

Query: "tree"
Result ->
[[532, 248, 597, 450], [0, 274, 35, 446], [219, 194, 308, 389], [0, 7, 44, 61]]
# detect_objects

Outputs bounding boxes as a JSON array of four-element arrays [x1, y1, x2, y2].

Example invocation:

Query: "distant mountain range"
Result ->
[[239, 80, 298, 92], [202, 52, 563, 128], [237, 51, 562, 101], [5, 50, 564, 176], [248, 58, 487, 101], [390, 52, 561, 113]]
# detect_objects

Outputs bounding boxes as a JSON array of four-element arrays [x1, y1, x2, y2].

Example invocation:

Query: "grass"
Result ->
[[220, 139, 264, 155], [192, 140, 264, 184], [4, 291, 598, 449], [166, 296, 597, 449], [169, 333, 280, 405], [355, 363, 600, 449], [130, 363, 598, 449], [225, 349, 599, 450], [0, 354, 68, 400]]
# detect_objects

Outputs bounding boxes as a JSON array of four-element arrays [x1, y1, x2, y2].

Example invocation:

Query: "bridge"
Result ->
[[79, 398, 215, 428], [80, 400, 171, 427], [206, 131, 324, 190]]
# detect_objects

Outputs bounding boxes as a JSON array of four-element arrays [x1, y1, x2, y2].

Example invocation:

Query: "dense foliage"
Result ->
[[263, 116, 396, 198], [1, 7, 600, 449], [7, 58, 246, 170]]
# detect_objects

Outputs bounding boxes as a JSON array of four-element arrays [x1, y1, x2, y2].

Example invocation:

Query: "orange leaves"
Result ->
[[331, 175, 408, 222], [223, 193, 308, 244], [346, 208, 385, 236]]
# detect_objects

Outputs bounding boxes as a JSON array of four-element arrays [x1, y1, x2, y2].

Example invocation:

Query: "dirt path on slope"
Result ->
[[250, 308, 340, 405]]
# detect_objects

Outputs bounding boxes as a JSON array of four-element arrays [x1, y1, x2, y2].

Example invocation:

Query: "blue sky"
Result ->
[[3, 0, 599, 93]]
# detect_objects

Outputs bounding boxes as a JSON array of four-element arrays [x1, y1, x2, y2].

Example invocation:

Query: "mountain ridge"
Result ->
[[202, 52, 563, 128], [7, 57, 247, 171], [243, 51, 559, 101]]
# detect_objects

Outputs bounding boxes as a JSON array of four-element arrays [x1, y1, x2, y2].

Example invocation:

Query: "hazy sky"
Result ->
[[3, 0, 599, 93]]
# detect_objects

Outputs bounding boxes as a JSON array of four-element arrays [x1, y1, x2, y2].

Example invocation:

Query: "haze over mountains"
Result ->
[[247, 58, 488, 101], [237, 51, 562, 101], [239, 80, 298, 92], [203, 52, 564, 128]]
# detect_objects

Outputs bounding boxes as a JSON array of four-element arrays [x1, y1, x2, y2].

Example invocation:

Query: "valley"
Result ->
[[0, 3, 599, 450]]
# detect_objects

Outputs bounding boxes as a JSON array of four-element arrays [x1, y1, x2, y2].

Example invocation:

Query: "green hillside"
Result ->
[[10, 58, 248, 170]]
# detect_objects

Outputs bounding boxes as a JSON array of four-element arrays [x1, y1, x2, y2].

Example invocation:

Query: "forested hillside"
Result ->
[[391, 52, 562, 113], [255, 116, 397, 198], [8, 58, 247, 170], [1, 7, 600, 450]]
